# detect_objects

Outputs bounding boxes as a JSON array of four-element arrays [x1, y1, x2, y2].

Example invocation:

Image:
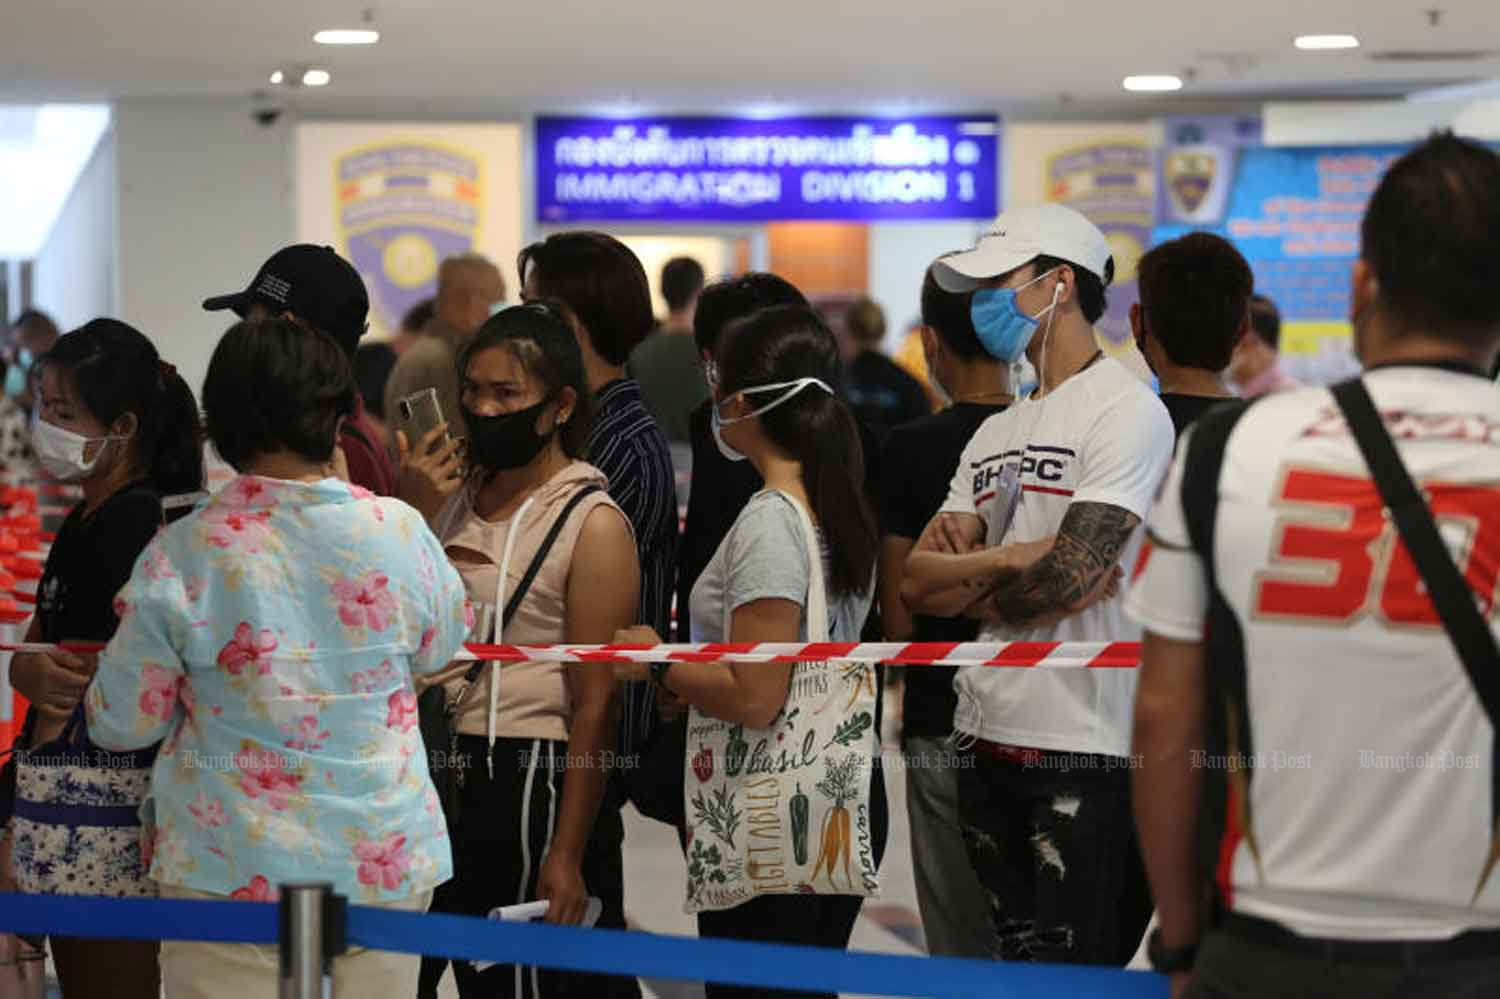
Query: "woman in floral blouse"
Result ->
[[86, 319, 471, 998]]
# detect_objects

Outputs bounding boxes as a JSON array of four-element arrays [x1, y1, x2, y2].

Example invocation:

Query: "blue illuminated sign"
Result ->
[[535, 115, 1000, 223]]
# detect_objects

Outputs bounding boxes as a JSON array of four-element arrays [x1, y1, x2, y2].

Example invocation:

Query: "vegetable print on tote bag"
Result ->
[[683, 491, 880, 913]]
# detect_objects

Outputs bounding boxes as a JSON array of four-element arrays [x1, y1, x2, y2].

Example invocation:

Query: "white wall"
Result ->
[[1264, 99, 1500, 145], [114, 100, 294, 398], [867, 221, 981, 341], [31, 129, 117, 331]]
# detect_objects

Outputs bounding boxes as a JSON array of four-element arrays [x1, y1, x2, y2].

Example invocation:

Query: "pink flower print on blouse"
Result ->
[[142, 546, 176, 581], [349, 484, 375, 501], [354, 833, 410, 892], [385, 690, 418, 733], [184, 576, 206, 602], [226, 477, 279, 509], [350, 659, 397, 694], [138, 663, 180, 721], [235, 748, 303, 811], [230, 875, 278, 902], [187, 791, 227, 831], [332, 571, 399, 632], [283, 714, 330, 752], [204, 508, 274, 553], [217, 623, 278, 677]]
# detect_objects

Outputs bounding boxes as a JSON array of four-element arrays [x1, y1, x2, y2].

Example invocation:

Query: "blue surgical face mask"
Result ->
[[970, 269, 1062, 364], [5, 348, 32, 398]]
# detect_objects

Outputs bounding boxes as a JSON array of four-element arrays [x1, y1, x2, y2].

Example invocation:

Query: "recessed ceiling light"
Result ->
[[1123, 75, 1183, 93], [314, 29, 380, 45], [302, 69, 331, 87], [1295, 34, 1360, 51], [269, 70, 284, 85]]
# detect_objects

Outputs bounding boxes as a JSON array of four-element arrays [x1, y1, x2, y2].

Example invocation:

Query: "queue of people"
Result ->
[[0, 129, 1497, 999]]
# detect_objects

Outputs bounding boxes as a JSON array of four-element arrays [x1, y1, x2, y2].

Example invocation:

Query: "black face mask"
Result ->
[[463, 397, 556, 470]]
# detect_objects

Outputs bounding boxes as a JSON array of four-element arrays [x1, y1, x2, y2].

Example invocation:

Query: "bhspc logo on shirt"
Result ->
[[972, 447, 1076, 502]]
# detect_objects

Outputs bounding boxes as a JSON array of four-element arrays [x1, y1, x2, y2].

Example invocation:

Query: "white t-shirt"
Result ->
[[941, 356, 1174, 757], [1127, 366, 1500, 940]]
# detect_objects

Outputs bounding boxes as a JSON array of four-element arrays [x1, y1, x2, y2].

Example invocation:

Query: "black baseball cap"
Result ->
[[203, 244, 369, 345]]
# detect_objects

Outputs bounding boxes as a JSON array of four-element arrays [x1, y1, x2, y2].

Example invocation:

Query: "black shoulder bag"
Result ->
[[1331, 377, 1500, 895], [419, 484, 602, 827]]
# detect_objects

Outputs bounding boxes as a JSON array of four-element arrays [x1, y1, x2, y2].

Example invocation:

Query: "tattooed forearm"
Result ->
[[988, 502, 1140, 624]]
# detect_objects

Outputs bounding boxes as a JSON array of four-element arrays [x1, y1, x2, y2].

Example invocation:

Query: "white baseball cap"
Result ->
[[932, 203, 1114, 293]]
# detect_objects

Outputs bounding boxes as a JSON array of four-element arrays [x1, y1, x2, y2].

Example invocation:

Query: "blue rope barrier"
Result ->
[[0, 893, 276, 945], [0, 893, 1167, 998], [351, 906, 1167, 997]]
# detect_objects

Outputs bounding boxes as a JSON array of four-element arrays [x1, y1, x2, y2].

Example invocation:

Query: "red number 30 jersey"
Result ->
[[1128, 366, 1500, 941]]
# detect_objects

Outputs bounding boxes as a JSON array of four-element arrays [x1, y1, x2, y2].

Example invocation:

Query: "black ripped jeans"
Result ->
[[956, 745, 1151, 965]]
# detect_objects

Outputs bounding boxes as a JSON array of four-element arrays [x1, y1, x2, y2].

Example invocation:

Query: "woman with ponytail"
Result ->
[[4, 318, 204, 997], [614, 305, 887, 999]]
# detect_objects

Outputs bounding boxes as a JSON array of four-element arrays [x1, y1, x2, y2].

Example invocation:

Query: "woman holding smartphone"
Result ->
[[409, 303, 641, 999]]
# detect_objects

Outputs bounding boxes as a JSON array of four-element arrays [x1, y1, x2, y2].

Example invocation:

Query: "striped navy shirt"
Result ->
[[587, 378, 678, 758]]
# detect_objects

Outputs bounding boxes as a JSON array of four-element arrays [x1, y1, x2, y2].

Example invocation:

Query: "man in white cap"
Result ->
[[901, 202, 1173, 965]]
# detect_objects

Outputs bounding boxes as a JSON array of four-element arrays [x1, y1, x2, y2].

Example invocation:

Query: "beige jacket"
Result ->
[[435, 461, 628, 742]]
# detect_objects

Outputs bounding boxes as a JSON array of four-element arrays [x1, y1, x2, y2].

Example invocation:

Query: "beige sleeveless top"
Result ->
[[436, 461, 628, 741]]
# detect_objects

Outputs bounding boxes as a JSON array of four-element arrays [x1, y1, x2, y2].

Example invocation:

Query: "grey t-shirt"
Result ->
[[689, 490, 873, 643]]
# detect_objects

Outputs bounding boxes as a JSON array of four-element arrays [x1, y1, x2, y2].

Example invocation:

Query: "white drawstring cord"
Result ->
[[488, 495, 537, 779]]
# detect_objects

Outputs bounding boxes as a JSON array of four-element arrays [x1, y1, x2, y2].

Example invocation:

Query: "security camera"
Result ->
[[250, 91, 284, 128]]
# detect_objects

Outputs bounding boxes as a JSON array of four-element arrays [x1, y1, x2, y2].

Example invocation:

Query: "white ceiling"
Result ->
[[2, 0, 1499, 116]]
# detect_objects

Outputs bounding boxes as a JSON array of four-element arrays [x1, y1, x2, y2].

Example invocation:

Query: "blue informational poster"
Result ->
[[1155, 139, 1404, 384], [534, 115, 1000, 223]]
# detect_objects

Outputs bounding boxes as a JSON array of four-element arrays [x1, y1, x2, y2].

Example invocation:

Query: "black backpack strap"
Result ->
[[461, 484, 604, 684], [1331, 377, 1500, 899], [1177, 398, 1257, 922], [1330, 378, 1500, 717]]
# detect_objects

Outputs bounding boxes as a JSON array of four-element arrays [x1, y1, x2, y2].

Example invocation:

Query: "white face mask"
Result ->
[[31, 417, 127, 482], [709, 377, 835, 463], [711, 378, 840, 462]]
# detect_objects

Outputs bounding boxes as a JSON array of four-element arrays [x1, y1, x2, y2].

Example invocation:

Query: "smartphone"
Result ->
[[396, 388, 450, 453]]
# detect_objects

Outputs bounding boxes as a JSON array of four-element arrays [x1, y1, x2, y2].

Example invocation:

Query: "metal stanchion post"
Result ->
[[279, 882, 346, 999]]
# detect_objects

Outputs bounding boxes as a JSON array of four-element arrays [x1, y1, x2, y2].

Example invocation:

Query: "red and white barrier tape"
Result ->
[[0, 640, 1142, 668]]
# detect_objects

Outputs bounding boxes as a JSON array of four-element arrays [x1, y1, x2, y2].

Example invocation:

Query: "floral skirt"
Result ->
[[11, 758, 155, 897]]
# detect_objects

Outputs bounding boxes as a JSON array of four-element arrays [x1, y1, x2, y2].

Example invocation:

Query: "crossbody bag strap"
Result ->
[[1330, 378, 1500, 718], [461, 484, 604, 686], [503, 484, 604, 627], [1331, 376, 1500, 900], [775, 491, 830, 644]]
